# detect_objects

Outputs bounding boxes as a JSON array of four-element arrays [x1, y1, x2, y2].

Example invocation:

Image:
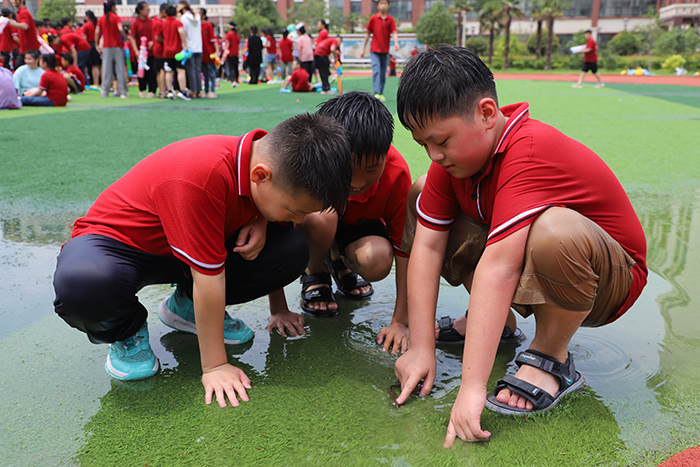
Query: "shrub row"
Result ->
[[480, 54, 699, 72]]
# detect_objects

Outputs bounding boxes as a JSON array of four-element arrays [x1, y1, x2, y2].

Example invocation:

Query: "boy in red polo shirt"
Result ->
[[152, 3, 166, 98], [60, 53, 85, 92], [161, 4, 189, 100], [392, 46, 647, 445], [199, 8, 219, 98], [278, 28, 293, 81], [361, 0, 399, 102], [270, 92, 412, 357], [21, 53, 68, 106], [313, 36, 338, 94], [284, 59, 310, 92], [53, 113, 353, 407], [48, 32, 91, 72], [7, 0, 40, 67], [223, 21, 240, 86]]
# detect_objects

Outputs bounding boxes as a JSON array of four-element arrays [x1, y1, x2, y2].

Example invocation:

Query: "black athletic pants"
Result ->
[[53, 223, 308, 344]]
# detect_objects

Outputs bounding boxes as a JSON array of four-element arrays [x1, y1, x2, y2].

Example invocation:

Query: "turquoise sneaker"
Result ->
[[105, 322, 159, 381], [158, 287, 255, 345]]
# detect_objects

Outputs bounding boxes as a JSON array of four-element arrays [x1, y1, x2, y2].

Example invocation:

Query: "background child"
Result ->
[[392, 46, 647, 446], [223, 21, 239, 86], [283, 58, 309, 92], [52, 113, 353, 408], [199, 8, 219, 98], [12, 49, 43, 95], [21, 52, 67, 106], [95, 0, 128, 98], [361, 0, 399, 102], [278, 28, 293, 82], [60, 53, 85, 93]]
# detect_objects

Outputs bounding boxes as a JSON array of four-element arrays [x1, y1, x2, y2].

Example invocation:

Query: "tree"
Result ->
[[608, 30, 643, 56], [526, 29, 559, 56], [654, 27, 700, 56], [36, 0, 76, 24], [465, 36, 489, 55], [232, 7, 274, 37], [529, 0, 545, 59], [449, 0, 474, 47], [481, 0, 523, 70], [286, 0, 327, 33], [328, 6, 344, 33], [415, 2, 456, 47], [237, 0, 283, 28], [634, 7, 664, 70], [343, 13, 366, 33], [540, 0, 566, 70], [478, 1, 502, 65]]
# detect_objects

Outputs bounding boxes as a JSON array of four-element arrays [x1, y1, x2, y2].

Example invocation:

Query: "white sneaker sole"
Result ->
[[105, 354, 159, 381]]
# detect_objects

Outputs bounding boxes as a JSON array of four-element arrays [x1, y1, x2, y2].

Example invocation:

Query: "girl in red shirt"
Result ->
[[95, 0, 128, 98], [21, 53, 68, 106]]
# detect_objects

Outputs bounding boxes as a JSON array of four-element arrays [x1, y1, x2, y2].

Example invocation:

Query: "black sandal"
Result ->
[[436, 310, 526, 345], [300, 272, 338, 317], [324, 255, 373, 300], [484, 349, 586, 415]]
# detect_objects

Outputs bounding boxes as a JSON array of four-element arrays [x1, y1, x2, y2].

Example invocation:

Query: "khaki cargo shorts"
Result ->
[[402, 187, 635, 327]]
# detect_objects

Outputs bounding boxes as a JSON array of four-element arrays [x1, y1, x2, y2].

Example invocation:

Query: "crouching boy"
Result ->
[[53, 113, 352, 408], [392, 46, 647, 446]]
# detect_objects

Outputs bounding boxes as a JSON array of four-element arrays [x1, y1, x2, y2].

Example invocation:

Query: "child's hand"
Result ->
[[267, 309, 306, 336], [233, 217, 267, 260], [201, 363, 252, 407], [394, 347, 435, 405], [443, 385, 491, 447], [377, 321, 409, 354]]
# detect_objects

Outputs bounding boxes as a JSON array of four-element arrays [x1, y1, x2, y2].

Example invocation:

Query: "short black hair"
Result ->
[[61, 53, 74, 64], [41, 53, 57, 69], [584, 29, 592, 33], [25, 49, 41, 60], [166, 5, 176, 17], [397, 45, 497, 131], [317, 91, 393, 165], [267, 113, 352, 213], [250, 24, 258, 34]]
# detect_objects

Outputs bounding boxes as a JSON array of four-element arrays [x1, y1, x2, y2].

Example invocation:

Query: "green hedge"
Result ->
[[481, 53, 699, 72]]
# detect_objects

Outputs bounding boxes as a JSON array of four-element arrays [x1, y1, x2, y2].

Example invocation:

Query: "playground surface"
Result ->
[[1, 75, 700, 466]]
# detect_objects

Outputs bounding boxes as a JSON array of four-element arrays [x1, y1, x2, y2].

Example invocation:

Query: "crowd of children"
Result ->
[[0, 2, 348, 108]]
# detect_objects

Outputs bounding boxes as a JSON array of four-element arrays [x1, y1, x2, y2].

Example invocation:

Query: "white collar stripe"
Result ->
[[487, 205, 549, 240]]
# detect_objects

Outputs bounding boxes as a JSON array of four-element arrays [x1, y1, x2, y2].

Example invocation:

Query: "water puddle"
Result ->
[[2, 187, 700, 465]]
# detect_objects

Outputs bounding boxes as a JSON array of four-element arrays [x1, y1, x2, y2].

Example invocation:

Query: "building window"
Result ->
[[564, 0, 593, 16], [350, 0, 362, 15], [599, 0, 656, 17]]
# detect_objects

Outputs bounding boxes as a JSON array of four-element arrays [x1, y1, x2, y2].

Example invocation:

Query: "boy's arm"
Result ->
[[376, 254, 409, 353], [178, 27, 187, 49], [443, 225, 529, 447], [394, 223, 448, 404], [193, 268, 252, 407], [360, 31, 370, 58], [392, 30, 399, 52], [8, 19, 29, 31], [267, 288, 306, 336]]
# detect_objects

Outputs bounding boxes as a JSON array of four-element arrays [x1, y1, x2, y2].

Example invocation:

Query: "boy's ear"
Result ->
[[250, 163, 273, 185], [477, 97, 499, 130]]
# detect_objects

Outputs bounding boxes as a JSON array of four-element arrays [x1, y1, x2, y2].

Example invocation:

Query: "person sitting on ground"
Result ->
[[60, 53, 85, 93], [283, 58, 310, 92], [21, 52, 68, 107], [12, 49, 44, 95], [52, 113, 353, 409], [0, 66, 21, 109], [392, 46, 647, 446]]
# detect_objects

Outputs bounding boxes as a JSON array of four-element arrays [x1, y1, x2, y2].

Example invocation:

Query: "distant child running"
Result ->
[[392, 46, 647, 446], [572, 29, 604, 88], [53, 113, 352, 408]]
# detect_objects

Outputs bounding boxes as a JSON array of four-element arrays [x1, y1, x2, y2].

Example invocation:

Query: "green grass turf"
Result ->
[[2, 76, 700, 466]]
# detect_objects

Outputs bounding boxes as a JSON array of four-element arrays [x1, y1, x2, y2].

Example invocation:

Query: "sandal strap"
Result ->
[[301, 284, 335, 303], [494, 375, 554, 410], [514, 349, 577, 391], [300, 272, 332, 292], [438, 316, 454, 331], [337, 270, 370, 292]]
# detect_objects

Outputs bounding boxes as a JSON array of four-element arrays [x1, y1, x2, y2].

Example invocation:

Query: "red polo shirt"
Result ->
[[366, 13, 396, 54], [279, 37, 293, 62], [66, 64, 85, 90], [162, 16, 183, 59], [15, 6, 40, 53], [314, 38, 337, 57], [201, 21, 216, 63], [418, 102, 648, 323], [290, 68, 310, 92], [225, 30, 239, 57], [61, 32, 91, 52], [83, 21, 96, 44], [341, 145, 411, 258], [72, 131, 266, 275], [39, 69, 68, 106], [97, 13, 123, 48], [584, 37, 597, 62], [152, 18, 163, 59]]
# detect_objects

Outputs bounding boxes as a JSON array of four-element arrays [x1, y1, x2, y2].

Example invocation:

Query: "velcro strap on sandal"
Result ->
[[515, 350, 576, 391], [495, 375, 554, 410], [438, 316, 454, 331], [300, 272, 332, 291]]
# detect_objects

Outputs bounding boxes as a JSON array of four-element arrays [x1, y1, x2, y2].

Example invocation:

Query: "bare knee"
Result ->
[[346, 237, 394, 281]]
